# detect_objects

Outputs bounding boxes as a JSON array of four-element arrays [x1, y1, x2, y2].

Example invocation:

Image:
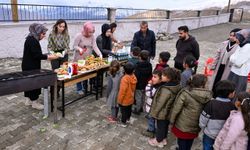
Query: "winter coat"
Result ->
[[135, 61, 152, 90], [118, 74, 137, 106], [170, 88, 212, 134], [174, 35, 200, 64], [150, 82, 181, 120], [131, 29, 156, 57], [214, 110, 248, 150], [209, 40, 238, 90], [106, 71, 123, 108]]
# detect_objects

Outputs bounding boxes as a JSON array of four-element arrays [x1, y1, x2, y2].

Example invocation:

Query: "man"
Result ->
[[131, 21, 156, 60], [174, 26, 200, 72]]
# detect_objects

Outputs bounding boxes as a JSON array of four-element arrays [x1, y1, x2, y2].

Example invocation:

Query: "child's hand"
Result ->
[[148, 80, 152, 84]]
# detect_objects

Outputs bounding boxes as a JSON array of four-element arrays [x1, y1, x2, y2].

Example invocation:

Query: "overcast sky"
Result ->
[[0, 0, 247, 10]]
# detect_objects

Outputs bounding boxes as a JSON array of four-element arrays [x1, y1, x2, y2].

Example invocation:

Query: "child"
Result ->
[[180, 55, 197, 87], [148, 67, 181, 148], [154, 51, 171, 71], [199, 80, 236, 150], [142, 70, 162, 138], [170, 74, 212, 150], [128, 46, 141, 66], [133, 50, 152, 115], [214, 92, 250, 150], [118, 62, 137, 127], [106, 60, 122, 123]]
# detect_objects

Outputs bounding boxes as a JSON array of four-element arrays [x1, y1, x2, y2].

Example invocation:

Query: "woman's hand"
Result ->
[[47, 54, 58, 60]]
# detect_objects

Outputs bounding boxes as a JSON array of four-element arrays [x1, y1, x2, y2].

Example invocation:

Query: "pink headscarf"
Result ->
[[82, 21, 95, 37]]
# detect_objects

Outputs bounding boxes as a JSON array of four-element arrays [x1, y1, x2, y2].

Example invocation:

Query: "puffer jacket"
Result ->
[[150, 82, 181, 120], [214, 110, 248, 150], [170, 88, 212, 134]]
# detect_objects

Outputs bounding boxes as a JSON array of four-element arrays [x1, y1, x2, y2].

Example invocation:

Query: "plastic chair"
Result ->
[[204, 58, 214, 76]]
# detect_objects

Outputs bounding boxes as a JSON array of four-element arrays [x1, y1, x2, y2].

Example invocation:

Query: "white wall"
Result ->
[[0, 13, 230, 58]]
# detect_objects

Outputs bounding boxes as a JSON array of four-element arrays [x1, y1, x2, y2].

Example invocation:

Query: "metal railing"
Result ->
[[116, 8, 169, 20], [0, 3, 108, 22]]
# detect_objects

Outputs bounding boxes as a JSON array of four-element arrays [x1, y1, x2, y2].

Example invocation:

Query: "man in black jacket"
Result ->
[[131, 21, 156, 60], [174, 26, 200, 72]]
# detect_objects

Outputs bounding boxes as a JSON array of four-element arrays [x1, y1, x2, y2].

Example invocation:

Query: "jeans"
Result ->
[[156, 119, 169, 142], [119, 104, 132, 124], [111, 106, 119, 119], [177, 138, 194, 150], [203, 134, 215, 150], [76, 81, 87, 92], [147, 116, 156, 132]]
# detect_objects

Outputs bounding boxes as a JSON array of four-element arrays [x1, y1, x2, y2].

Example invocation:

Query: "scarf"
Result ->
[[27, 23, 48, 41], [101, 24, 112, 50]]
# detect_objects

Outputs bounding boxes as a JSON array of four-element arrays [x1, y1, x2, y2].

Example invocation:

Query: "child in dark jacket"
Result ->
[[148, 67, 181, 148], [199, 80, 236, 150], [133, 50, 152, 115], [154, 51, 170, 71], [180, 55, 197, 87], [128, 46, 141, 66], [142, 70, 162, 138], [170, 74, 212, 150]]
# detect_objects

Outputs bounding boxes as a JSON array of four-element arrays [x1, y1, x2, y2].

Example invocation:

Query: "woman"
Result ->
[[228, 29, 250, 95], [110, 22, 118, 43], [96, 23, 114, 58], [22, 23, 58, 110], [48, 19, 70, 70], [73, 21, 102, 95], [210, 28, 241, 92]]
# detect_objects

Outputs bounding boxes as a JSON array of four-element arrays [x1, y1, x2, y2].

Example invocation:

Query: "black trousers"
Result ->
[[156, 119, 169, 142], [177, 138, 194, 150], [119, 105, 132, 123], [174, 61, 184, 72], [51, 54, 68, 70], [212, 64, 225, 93]]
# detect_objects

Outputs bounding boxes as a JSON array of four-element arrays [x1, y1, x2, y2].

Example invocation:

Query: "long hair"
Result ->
[[53, 19, 68, 35], [237, 92, 250, 133], [109, 60, 120, 77]]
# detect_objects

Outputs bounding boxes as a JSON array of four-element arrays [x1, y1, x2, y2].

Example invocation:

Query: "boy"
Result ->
[[142, 70, 162, 138], [133, 50, 152, 115], [154, 51, 171, 71], [128, 46, 141, 66], [199, 80, 236, 150], [118, 62, 137, 127]]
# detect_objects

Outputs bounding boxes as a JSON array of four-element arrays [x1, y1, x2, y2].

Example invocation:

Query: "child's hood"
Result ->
[[185, 88, 212, 104], [161, 83, 181, 95]]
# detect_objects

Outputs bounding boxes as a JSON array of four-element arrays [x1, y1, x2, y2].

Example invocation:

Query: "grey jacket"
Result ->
[[106, 71, 123, 108]]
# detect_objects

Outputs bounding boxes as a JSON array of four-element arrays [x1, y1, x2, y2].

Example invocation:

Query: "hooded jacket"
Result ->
[[170, 88, 212, 134], [118, 74, 137, 106], [174, 35, 200, 64], [150, 82, 181, 120], [135, 60, 152, 90], [96, 24, 113, 58]]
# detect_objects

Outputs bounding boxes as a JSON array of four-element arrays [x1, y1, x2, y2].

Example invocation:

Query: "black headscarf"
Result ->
[[226, 28, 242, 52], [101, 24, 112, 50]]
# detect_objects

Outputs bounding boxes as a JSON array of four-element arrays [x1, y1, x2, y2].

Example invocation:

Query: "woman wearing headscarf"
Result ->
[[96, 23, 114, 58], [228, 29, 250, 95], [48, 19, 70, 70], [209, 28, 241, 92], [22, 23, 58, 110], [73, 21, 102, 95]]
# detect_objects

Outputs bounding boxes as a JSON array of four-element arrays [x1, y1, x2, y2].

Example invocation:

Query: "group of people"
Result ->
[[20, 18, 250, 149], [105, 23, 250, 150]]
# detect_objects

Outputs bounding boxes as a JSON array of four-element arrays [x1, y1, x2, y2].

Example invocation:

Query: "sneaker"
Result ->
[[141, 130, 154, 138], [107, 116, 117, 123], [32, 101, 44, 110], [25, 99, 32, 106], [162, 138, 167, 146], [148, 138, 164, 148], [119, 123, 128, 128], [77, 90, 84, 95]]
